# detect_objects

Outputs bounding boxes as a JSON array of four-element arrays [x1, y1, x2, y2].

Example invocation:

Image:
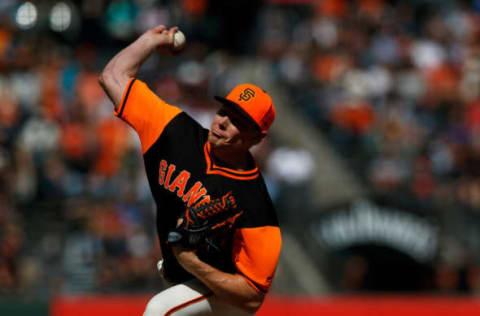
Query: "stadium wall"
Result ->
[[0, 299, 48, 316], [50, 295, 480, 316]]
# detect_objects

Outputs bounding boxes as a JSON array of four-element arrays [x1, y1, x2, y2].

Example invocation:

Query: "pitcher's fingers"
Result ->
[[176, 218, 184, 227], [151, 25, 166, 33], [168, 27, 179, 44], [167, 27, 179, 39]]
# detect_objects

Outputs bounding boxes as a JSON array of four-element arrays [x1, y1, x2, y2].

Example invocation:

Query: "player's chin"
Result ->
[[208, 136, 225, 148], [208, 134, 220, 145], [209, 139, 236, 151]]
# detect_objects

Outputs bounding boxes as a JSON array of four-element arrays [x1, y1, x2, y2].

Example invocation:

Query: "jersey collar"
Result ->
[[204, 142, 259, 180]]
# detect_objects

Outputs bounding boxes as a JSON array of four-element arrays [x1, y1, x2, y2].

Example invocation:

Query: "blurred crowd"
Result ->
[[1, 0, 480, 298], [266, 0, 480, 293], [263, 0, 480, 211]]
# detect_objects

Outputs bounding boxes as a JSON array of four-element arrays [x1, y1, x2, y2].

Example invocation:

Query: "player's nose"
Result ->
[[218, 116, 229, 129]]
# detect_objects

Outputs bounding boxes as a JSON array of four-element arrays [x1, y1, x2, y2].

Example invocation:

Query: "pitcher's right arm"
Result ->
[[98, 25, 178, 109]]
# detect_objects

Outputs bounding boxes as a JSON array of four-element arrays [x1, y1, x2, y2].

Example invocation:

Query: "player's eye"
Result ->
[[231, 115, 250, 129], [230, 116, 240, 125], [218, 107, 250, 130]]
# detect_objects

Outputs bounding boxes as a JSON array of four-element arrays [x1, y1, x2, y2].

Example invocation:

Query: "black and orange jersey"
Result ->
[[115, 78, 282, 293]]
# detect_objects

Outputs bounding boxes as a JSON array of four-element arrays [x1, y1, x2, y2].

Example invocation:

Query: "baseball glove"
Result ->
[[167, 191, 243, 251]]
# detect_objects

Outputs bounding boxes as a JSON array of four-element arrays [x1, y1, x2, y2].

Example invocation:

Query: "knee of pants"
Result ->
[[143, 294, 172, 316]]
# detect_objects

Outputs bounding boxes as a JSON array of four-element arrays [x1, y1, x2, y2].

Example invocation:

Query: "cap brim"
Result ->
[[214, 96, 261, 132]]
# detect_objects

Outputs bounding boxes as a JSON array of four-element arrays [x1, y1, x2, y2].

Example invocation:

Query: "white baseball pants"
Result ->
[[143, 260, 253, 316]]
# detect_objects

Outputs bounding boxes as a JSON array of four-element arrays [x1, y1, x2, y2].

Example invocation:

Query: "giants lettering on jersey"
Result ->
[[158, 159, 209, 206]]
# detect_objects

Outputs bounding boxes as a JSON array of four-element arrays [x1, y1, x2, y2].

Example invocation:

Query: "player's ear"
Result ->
[[252, 131, 266, 144]]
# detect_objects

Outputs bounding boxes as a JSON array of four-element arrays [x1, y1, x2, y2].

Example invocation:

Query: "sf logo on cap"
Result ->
[[239, 88, 255, 101]]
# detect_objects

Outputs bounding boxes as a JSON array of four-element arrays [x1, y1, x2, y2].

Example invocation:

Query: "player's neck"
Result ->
[[211, 147, 250, 171]]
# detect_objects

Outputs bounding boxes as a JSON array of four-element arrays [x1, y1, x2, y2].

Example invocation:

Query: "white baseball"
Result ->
[[173, 30, 186, 50]]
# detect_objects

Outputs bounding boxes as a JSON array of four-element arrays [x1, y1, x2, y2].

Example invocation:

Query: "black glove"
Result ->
[[168, 191, 243, 251]]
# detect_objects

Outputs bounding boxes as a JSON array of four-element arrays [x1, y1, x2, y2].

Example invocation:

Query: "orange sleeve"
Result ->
[[232, 226, 282, 293], [114, 78, 182, 153]]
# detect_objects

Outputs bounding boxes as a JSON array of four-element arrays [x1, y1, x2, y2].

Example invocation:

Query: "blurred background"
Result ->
[[2, 0, 480, 314]]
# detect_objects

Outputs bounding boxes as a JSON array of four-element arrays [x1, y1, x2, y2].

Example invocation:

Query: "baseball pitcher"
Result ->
[[99, 25, 282, 316]]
